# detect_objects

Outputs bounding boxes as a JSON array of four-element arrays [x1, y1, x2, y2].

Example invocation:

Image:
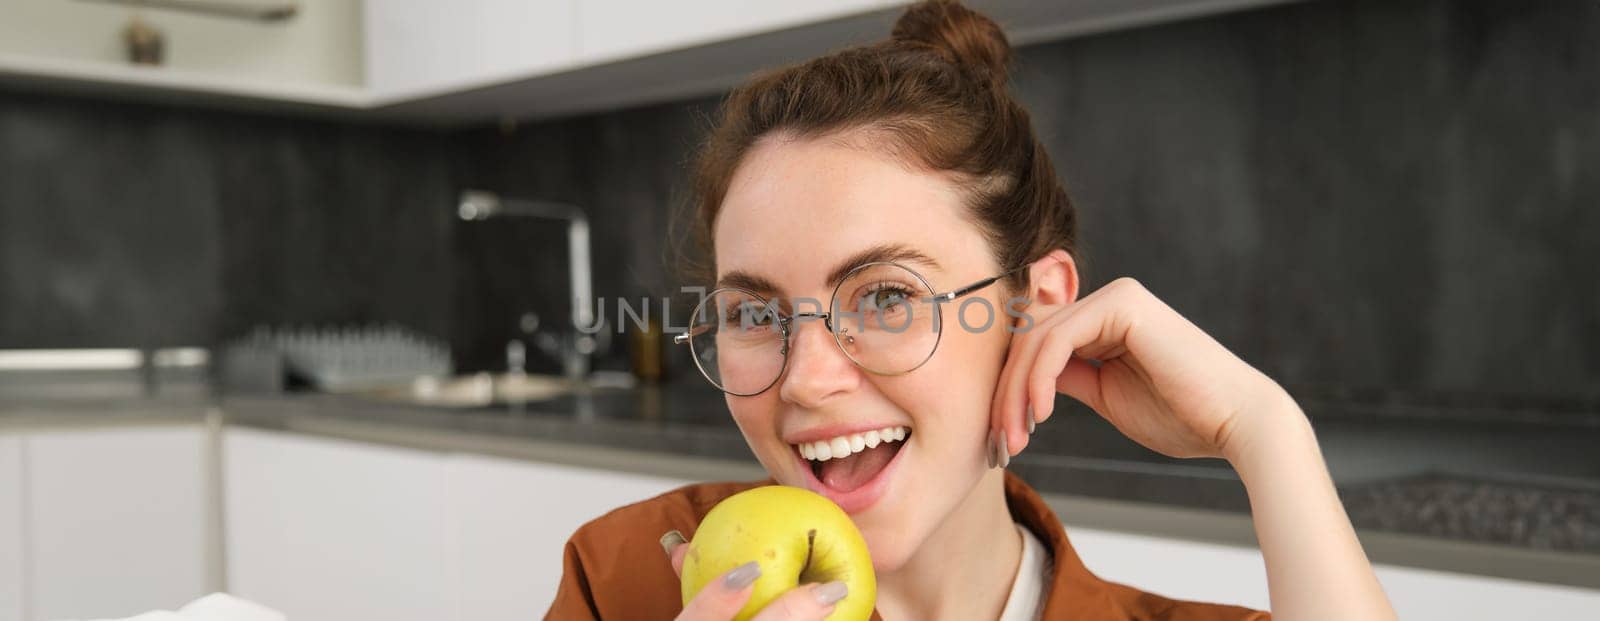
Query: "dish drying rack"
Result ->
[[223, 323, 451, 392]]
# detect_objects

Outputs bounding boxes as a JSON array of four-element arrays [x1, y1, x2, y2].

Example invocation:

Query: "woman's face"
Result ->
[[712, 131, 1015, 571]]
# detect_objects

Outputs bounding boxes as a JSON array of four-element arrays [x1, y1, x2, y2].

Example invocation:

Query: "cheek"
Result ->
[[726, 396, 789, 469], [872, 318, 1011, 457], [727, 397, 771, 436], [893, 311, 1011, 412], [955, 297, 1008, 337], [859, 327, 1010, 570]]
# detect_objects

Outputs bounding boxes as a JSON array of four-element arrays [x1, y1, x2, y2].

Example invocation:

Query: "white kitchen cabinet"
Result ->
[[5, 0, 1307, 121], [1068, 526, 1600, 620], [223, 427, 691, 621], [363, 0, 579, 101], [0, 436, 24, 621], [0, 0, 368, 108], [576, 0, 901, 66], [449, 453, 685, 619], [24, 426, 209, 621], [364, 0, 901, 101], [223, 427, 455, 621]]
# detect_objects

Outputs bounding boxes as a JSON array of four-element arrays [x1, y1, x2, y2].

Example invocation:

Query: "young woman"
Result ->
[[549, 1, 1397, 619]]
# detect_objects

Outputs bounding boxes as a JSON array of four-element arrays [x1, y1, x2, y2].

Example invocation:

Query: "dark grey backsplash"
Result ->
[[1, 0, 1595, 405], [1005, 0, 1600, 403], [1, 91, 225, 347], [0, 91, 457, 349], [451, 99, 722, 375]]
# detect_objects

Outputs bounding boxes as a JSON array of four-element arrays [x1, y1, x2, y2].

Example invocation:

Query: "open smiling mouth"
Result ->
[[791, 426, 911, 513]]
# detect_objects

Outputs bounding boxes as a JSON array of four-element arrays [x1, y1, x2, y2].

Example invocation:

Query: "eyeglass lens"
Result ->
[[685, 262, 942, 395]]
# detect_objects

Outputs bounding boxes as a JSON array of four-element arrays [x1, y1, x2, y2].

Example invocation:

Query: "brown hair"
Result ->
[[682, 0, 1079, 294]]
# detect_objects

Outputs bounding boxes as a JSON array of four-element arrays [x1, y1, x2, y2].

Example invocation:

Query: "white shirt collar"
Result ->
[[998, 521, 1053, 621]]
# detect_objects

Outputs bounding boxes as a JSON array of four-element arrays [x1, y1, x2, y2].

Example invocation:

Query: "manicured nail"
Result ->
[[659, 530, 686, 557], [994, 428, 1011, 468], [1026, 404, 1036, 434], [724, 561, 761, 589], [813, 580, 848, 605], [986, 427, 998, 469]]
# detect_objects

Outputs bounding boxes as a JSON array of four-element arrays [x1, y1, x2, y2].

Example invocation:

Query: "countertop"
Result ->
[[4, 383, 1598, 589]]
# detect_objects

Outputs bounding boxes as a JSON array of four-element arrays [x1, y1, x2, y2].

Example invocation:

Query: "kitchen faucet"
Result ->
[[458, 190, 602, 383]]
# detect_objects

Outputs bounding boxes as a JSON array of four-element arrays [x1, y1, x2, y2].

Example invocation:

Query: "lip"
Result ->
[[792, 429, 910, 515]]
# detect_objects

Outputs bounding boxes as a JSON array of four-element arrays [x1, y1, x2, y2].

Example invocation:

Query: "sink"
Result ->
[[355, 372, 577, 408]]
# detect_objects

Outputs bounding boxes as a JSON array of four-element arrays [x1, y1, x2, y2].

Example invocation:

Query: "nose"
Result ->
[[778, 315, 861, 408]]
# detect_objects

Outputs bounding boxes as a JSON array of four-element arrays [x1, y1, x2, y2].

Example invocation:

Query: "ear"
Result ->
[[1015, 249, 1079, 321]]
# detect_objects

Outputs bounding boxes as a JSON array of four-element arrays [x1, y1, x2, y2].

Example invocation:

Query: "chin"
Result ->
[[857, 513, 921, 572]]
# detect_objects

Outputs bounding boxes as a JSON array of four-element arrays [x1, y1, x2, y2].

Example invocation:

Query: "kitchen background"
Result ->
[[4, 0, 1597, 398], [1, 0, 1597, 620]]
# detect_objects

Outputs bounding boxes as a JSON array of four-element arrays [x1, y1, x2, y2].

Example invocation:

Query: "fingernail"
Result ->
[[1026, 404, 1036, 434], [724, 561, 761, 589], [814, 580, 848, 605], [995, 428, 1011, 468], [986, 427, 998, 469], [659, 530, 686, 557]]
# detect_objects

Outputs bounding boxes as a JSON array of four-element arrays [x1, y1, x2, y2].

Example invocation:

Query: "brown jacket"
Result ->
[[547, 470, 1269, 620]]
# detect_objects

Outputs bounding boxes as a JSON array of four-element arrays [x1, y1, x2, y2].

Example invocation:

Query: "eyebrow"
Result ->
[[715, 243, 943, 295]]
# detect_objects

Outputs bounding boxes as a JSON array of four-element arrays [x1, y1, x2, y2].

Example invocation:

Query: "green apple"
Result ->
[[681, 485, 876, 620]]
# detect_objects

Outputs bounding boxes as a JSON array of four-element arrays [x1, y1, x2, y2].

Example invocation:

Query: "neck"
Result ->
[[874, 468, 1022, 620]]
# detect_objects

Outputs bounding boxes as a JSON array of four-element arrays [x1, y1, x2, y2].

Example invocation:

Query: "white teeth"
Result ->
[[794, 425, 910, 463], [830, 437, 850, 458]]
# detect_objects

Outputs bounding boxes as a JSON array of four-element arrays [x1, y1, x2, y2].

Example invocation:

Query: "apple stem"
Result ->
[[801, 528, 817, 581]]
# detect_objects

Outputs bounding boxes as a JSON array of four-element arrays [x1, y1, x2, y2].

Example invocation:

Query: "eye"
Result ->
[[859, 283, 914, 311], [726, 300, 779, 328]]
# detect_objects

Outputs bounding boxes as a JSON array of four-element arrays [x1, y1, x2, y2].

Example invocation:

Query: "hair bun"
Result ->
[[891, 0, 1012, 85]]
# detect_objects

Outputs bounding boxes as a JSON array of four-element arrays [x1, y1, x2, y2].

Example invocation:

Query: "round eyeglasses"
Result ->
[[674, 261, 1025, 396]]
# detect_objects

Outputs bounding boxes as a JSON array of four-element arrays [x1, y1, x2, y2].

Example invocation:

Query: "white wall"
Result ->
[[0, 0, 363, 86]]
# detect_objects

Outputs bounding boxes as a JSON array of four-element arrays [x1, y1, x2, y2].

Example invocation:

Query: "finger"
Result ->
[[670, 540, 689, 577], [661, 530, 688, 577], [988, 305, 1041, 458], [749, 581, 849, 621], [995, 307, 1073, 456], [1055, 355, 1102, 413], [1071, 278, 1220, 384], [1044, 278, 1157, 365], [676, 561, 760, 621], [1001, 279, 1141, 444], [993, 277, 1142, 458], [988, 316, 1032, 457], [1027, 324, 1080, 428]]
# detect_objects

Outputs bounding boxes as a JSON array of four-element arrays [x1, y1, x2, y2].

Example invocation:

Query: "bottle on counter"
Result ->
[[629, 315, 665, 384]]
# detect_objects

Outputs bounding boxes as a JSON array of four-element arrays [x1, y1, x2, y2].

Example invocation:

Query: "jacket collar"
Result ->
[[1002, 469, 1128, 619], [848, 470, 1125, 620]]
